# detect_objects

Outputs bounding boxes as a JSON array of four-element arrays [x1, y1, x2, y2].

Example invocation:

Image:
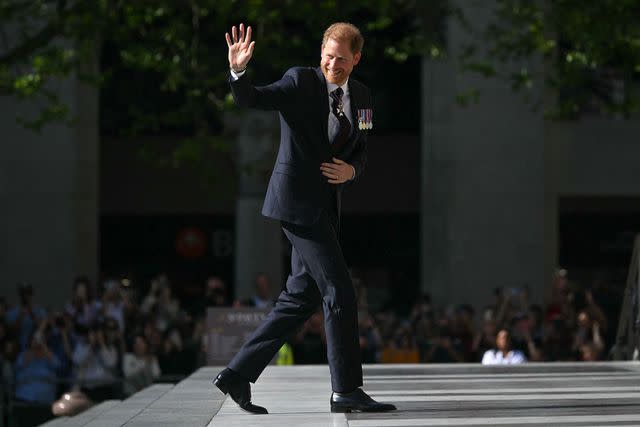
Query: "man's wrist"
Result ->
[[230, 66, 246, 81], [349, 165, 356, 180]]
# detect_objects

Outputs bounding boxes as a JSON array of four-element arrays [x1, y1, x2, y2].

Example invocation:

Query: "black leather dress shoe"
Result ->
[[213, 368, 268, 414], [330, 388, 397, 413]]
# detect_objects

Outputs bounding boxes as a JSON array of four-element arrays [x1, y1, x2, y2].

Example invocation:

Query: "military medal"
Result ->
[[357, 109, 373, 130]]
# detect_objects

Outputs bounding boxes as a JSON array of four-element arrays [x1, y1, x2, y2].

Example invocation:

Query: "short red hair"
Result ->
[[322, 22, 364, 54]]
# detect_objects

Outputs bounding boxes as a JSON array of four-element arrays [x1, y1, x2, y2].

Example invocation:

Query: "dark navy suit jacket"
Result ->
[[230, 67, 371, 226]]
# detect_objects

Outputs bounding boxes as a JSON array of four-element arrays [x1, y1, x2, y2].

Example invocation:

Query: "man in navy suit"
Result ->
[[213, 22, 396, 414]]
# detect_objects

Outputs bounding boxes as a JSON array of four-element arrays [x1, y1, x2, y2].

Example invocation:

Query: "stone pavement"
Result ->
[[42, 362, 640, 426]]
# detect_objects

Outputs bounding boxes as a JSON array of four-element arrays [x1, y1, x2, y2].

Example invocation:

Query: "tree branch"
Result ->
[[0, 0, 78, 67]]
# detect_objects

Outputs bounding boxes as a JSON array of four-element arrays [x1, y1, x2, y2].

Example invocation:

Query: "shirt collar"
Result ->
[[327, 78, 349, 97]]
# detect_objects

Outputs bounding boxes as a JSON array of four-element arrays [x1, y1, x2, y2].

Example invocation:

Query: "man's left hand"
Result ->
[[320, 157, 355, 184]]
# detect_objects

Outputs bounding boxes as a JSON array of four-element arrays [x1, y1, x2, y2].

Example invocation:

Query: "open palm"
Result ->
[[226, 23, 255, 72]]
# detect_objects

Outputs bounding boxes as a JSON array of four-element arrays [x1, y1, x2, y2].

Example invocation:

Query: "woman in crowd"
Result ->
[[122, 335, 161, 396]]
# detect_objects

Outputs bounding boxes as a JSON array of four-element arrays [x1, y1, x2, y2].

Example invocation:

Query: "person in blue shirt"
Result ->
[[5, 282, 47, 351], [14, 327, 60, 404]]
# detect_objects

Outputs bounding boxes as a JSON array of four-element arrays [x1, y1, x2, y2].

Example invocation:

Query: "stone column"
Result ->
[[0, 53, 99, 308], [421, 1, 545, 307], [230, 111, 283, 301]]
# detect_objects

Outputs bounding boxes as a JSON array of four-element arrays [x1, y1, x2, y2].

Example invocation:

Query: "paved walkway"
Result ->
[[43, 362, 640, 426]]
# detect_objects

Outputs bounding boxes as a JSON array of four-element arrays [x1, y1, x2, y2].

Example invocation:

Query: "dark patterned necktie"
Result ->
[[330, 87, 351, 154]]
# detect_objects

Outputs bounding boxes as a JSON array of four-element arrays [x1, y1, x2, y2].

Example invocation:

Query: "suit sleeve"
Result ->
[[346, 89, 371, 183], [229, 68, 298, 111]]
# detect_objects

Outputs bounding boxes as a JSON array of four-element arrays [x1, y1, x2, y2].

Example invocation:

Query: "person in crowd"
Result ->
[[452, 304, 475, 359], [382, 322, 420, 363], [140, 274, 165, 314], [544, 317, 574, 361], [528, 304, 545, 343], [292, 310, 327, 364], [6, 282, 47, 350], [423, 326, 465, 363], [579, 342, 600, 361], [471, 308, 498, 362], [95, 279, 126, 332], [190, 316, 209, 367], [65, 275, 97, 329], [103, 316, 127, 371], [46, 312, 75, 391], [143, 319, 164, 355], [193, 276, 230, 317], [122, 334, 161, 396], [158, 327, 192, 376], [13, 326, 60, 404], [510, 312, 543, 361], [72, 320, 120, 401], [155, 285, 181, 332], [482, 329, 527, 365], [571, 309, 605, 359], [237, 273, 275, 309], [583, 288, 608, 331], [358, 311, 382, 363], [545, 268, 576, 326]]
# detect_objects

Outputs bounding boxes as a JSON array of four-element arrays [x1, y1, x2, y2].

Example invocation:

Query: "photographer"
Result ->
[[6, 282, 47, 350], [72, 320, 120, 401], [65, 276, 97, 329], [46, 312, 75, 391], [13, 323, 60, 404]]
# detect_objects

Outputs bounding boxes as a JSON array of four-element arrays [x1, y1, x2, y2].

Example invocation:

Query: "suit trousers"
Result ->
[[227, 207, 363, 393]]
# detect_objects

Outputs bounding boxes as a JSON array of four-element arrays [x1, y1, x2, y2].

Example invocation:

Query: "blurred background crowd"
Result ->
[[0, 266, 620, 423]]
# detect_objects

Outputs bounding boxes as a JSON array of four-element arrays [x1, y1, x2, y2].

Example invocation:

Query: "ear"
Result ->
[[353, 51, 361, 65]]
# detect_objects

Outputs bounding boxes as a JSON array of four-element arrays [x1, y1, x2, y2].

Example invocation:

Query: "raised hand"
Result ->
[[225, 23, 255, 72]]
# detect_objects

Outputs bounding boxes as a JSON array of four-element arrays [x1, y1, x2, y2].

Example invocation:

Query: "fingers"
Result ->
[[245, 25, 252, 46], [332, 157, 345, 164], [321, 170, 340, 180], [320, 162, 343, 170], [321, 170, 345, 184], [320, 166, 341, 179], [229, 24, 253, 47], [248, 41, 255, 55]]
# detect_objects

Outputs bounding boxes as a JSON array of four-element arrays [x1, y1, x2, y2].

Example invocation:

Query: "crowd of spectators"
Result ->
[[292, 268, 619, 366], [0, 274, 211, 423], [0, 267, 621, 423]]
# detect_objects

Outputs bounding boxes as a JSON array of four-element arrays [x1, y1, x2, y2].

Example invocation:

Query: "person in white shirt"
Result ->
[[72, 324, 119, 401], [122, 335, 160, 396], [482, 329, 527, 365]]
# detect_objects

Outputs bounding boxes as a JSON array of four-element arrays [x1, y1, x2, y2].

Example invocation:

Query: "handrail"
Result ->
[[613, 234, 640, 360]]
